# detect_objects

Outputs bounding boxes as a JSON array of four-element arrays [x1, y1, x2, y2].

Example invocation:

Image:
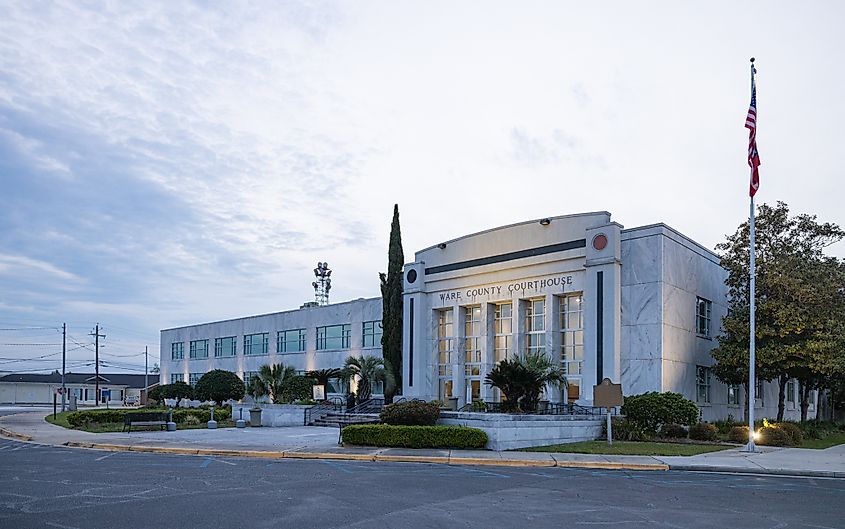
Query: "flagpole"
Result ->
[[745, 190, 757, 451], [744, 57, 758, 452]]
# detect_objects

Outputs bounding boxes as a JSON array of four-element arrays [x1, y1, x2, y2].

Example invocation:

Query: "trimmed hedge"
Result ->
[[621, 392, 699, 433], [380, 401, 440, 426], [66, 407, 230, 427], [341, 424, 487, 449], [728, 425, 750, 443], [757, 426, 791, 446], [689, 422, 719, 441], [773, 422, 804, 446], [660, 423, 688, 439]]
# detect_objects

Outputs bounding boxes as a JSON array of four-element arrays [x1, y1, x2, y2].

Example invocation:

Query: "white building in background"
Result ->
[[160, 211, 816, 421], [0, 372, 158, 406], [160, 298, 384, 396]]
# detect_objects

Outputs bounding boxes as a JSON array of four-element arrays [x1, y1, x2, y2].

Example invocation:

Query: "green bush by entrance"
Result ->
[[341, 424, 487, 449], [379, 400, 440, 426], [620, 392, 699, 433]]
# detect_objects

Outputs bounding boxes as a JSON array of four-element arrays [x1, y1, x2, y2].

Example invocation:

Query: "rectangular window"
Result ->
[[786, 379, 796, 404], [755, 378, 764, 406], [696, 297, 712, 337], [559, 294, 584, 400], [171, 342, 184, 360], [362, 321, 383, 348], [525, 298, 545, 355], [244, 333, 269, 355], [214, 336, 236, 357], [189, 339, 209, 359], [277, 329, 306, 353], [189, 373, 202, 386], [494, 303, 512, 363], [243, 371, 259, 385], [170, 373, 183, 384], [316, 324, 351, 350], [727, 384, 740, 406], [464, 306, 482, 377], [696, 366, 711, 404], [437, 309, 454, 400]]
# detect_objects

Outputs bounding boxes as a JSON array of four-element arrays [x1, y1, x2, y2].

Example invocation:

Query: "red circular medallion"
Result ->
[[592, 234, 608, 251]]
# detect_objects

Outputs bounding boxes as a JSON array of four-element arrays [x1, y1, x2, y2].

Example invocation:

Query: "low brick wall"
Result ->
[[438, 412, 603, 450], [230, 404, 314, 427]]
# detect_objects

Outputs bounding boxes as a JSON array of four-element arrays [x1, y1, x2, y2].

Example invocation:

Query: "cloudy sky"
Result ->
[[1, 1, 842, 373]]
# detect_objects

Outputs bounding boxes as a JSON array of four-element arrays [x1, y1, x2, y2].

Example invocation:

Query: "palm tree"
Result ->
[[258, 363, 296, 404], [305, 368, 343, 399], [246, 375, 267, 408], [485, 353, 564, 412], [344, 355, 394, 400]]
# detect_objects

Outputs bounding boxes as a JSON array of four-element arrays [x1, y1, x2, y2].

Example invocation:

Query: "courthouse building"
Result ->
[[160, 211, 815, 421]]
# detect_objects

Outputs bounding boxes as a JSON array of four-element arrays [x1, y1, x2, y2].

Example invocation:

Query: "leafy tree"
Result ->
[[712, 202, 845, 421], [258, 363, 296, 403], [344, 355, 393, 400], [194, 369, 245, 405], [151, 363, 160, 374], [280, 375, 315, 402], [157, 381, 194, 408], [379, 204, 404, 401]]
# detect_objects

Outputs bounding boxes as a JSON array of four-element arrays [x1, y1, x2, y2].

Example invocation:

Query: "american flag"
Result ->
[[746, 66, 761, 197]]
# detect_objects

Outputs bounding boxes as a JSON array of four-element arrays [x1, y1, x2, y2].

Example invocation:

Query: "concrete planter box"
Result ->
[[231, 403, 315, 427], [438, 412, 603, 451]]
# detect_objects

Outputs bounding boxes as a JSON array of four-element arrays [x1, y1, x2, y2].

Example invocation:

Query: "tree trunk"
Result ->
[[799, 381, 810, 423], [776, 374, 788, 421]]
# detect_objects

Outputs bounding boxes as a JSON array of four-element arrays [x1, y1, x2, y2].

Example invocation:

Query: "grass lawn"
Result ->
[[800, 432, 845, 449], [45, 412, 234, 432], [520, 440, 733, 456]]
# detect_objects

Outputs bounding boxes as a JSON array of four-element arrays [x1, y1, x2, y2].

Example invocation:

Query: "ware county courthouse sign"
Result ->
[[436, 274, 579, 304]]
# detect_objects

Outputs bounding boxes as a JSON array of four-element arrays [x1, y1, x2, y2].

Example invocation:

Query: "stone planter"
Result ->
[[249, 408, 262, 427]]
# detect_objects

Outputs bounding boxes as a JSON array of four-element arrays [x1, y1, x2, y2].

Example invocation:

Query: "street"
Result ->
[[0, 437, 842, 529]]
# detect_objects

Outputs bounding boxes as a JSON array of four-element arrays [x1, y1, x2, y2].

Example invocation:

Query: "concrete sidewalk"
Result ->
[[2, 411, 844, 477]]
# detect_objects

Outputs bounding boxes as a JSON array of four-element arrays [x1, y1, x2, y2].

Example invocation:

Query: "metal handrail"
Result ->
[[304, 399, 344, 425], [345, 398, 385, 414]]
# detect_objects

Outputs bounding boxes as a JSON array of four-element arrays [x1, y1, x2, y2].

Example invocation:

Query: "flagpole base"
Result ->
[[741, 441, 759, 453]]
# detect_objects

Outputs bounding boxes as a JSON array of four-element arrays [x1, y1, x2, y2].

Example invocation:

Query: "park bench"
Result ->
[[123, 411, 168, 432]]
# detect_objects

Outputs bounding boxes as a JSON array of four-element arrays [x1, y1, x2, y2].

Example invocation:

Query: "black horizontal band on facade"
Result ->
[[424, 239, 587, 275]]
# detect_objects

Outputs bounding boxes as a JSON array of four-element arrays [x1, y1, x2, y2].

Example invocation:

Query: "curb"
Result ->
[[669, 464, 845, 479], [0, 427, 33, 442], [60, 441, 670, 470]]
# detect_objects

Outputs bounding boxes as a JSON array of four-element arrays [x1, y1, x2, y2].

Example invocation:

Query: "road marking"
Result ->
[[321, 460, 353, 474], [46, 522, 82, 529], [95, 452, 117, 461]]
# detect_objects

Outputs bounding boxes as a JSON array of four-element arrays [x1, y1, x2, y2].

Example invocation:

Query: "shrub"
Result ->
[[66, 409, 127, 427], [470, 400, 487, 412], [773, 422, 804, 446], [380, 401, 440, 426], [689, 422, 719, 441], [728, 425, 750, 443], [341, 424, 487, 449], [713, 418, 741, 435], [621, 392, 699, 433], [157, 382, 194, 406], [194, 370, 245, 405], [604, 417, 648, 441], [171, 407, 230, 424], [280, 375, 314, 403], [757, 426, 791, 446], [660, 423, 688, 439], [182, 414, 201, 425], [798, 421, 836, 440]]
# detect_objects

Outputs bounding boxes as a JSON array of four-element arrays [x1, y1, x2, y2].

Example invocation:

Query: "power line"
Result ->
[[0, 343, 64, 346]]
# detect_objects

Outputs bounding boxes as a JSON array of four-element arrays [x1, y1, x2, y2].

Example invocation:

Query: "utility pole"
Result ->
[[61, 323, 66, 412], [90, 324, 105, 405], [144, 346, 149, 404]]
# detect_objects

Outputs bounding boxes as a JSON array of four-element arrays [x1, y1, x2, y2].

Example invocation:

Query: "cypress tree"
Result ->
[[380, 204, 404, 400]]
